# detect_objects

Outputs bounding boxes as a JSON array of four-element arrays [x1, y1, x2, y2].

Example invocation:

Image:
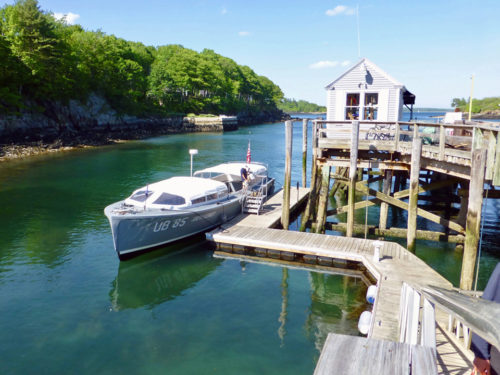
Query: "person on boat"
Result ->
[[471, 262, 500, 375], [240, 167, 249, 186]]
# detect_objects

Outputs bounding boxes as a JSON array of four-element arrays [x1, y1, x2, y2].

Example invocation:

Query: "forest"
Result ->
[[278, 98, 326, 113], [451, 97, 500, 114], [0, 0, 284, 117]]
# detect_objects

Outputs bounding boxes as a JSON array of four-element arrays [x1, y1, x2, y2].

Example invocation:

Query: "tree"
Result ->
[[451, 97, 467, 109], [1, 0, 70, 100]]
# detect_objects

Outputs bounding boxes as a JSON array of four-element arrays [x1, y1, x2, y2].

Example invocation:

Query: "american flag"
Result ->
[[246, 141, 251, 163]]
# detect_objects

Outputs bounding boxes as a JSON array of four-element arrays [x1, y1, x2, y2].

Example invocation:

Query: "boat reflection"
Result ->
[[110, 239, 222, 310]]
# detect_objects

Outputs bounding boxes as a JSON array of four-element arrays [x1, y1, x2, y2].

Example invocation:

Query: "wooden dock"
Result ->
[[208, 186, 310, 231], [207, 189, 475, 374], [202, 119, 500, 374]]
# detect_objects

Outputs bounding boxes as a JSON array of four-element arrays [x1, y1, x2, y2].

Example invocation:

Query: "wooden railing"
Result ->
[[313, 120, 500, 185], [399, 283, 500, 354]]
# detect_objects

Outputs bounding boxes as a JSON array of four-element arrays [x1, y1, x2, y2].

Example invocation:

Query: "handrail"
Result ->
[[314, 120, 500, 132], [421, 285, 500, 350]]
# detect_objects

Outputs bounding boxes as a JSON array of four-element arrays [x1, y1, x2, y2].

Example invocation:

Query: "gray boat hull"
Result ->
[[105, 196, 242, 258]]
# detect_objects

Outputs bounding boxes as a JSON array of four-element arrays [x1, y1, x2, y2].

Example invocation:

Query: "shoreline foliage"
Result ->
[[451, 97, 500, 114], [0, 0, 284, 116], [278, 98, 326, 113]]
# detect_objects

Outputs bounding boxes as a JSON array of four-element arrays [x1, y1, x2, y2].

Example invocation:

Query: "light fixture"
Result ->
[[189, 149, 198, 176]]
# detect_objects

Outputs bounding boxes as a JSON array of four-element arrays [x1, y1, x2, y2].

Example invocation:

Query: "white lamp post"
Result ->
[[189, 149, 198, 176]]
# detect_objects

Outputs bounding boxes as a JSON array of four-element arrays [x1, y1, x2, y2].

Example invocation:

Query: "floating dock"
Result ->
[[207, 187, 476, 374]]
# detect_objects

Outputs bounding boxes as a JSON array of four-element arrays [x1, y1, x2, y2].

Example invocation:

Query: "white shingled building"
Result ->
[[325, 58, 415, 122]]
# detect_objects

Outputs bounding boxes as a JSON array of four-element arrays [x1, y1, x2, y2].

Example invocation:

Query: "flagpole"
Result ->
[[468, 74, 475, 122]]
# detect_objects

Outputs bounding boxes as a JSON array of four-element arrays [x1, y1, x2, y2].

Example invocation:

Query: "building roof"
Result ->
[[325, 57, 415, 105]]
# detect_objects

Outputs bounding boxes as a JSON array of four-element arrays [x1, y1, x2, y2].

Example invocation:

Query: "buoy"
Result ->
[[366, 285, 377, 304], [358, 311, 372, 335]]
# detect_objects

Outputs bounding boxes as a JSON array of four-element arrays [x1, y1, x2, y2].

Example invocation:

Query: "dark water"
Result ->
[[0, 120, 369, 374], [0, 112, 498, 374]]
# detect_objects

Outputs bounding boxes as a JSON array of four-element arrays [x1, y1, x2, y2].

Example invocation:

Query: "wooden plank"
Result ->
[[393, 177, 459, 199], [411, 345, 438, 375], [353, 183, 465, 234], [314, 333, 411, 375]]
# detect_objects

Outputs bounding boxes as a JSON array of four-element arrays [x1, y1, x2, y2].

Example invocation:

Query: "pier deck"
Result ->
[[207, 190, 474, 374]]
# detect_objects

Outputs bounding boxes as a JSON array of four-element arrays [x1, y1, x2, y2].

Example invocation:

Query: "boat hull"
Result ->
[[105, 196, 242, 259]]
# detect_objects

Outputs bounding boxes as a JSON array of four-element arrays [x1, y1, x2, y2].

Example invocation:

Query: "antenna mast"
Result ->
[[356, 4, 361, 58]]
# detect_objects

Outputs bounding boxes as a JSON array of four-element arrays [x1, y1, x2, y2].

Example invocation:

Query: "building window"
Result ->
[[345, 93, 360, 120], [364, 93, 378, 120]]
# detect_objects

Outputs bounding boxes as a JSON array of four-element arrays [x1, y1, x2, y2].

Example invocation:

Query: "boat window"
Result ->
[[191, 196, 206, 205], [194, 172, 211, 178], [231, 181, 243, 191], [219, 191, 228, 199], [129, 190, 154, 202], [153, 193, 186, 206], [207, 193, 218, 201]]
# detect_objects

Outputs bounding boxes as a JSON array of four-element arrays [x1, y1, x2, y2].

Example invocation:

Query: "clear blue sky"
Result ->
[[4, 0, 500, 108]]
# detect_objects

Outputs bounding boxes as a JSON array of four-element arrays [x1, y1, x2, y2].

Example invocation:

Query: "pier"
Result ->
[[206, 119, 500, 374]]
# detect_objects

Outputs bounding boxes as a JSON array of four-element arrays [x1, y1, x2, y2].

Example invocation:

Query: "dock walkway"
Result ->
[[207, 188, 474, 374]]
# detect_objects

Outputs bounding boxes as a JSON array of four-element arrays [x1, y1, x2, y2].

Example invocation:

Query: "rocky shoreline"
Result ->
[[1, 110, 288, 162]]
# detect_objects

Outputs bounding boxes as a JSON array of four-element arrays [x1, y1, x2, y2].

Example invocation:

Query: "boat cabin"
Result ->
[[194, 162, 269, 193], [325, 58, 415, 122], [124, 176, 228, 210]]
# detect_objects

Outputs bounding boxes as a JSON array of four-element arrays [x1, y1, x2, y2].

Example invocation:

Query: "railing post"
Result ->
[[413, 123, 419, 141], [394, 122, 400, 151], [421, 298, 436, 348], [439, 124, 446, 161]]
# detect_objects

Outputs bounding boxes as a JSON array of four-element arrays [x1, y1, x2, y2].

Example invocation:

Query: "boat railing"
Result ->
[[399, 282, 500, 354]]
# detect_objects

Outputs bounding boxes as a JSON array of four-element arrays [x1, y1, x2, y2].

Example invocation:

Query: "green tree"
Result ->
[[1, 0, 71, 100]]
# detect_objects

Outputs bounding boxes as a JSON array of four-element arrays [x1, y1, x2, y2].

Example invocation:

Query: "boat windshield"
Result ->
[[153, 193, 186, 206], [129, 190, 154, 203]]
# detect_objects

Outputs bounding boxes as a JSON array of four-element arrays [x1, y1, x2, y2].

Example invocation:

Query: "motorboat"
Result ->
[[104, 162, 274, 259]]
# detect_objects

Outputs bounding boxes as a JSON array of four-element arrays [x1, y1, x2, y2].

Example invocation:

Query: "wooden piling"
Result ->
[[379, 169, 393, 231], [302, 119, 308, 188], [300, 122, 319, 231], [460, 148, 487, 290], [315, 165, 331, 233], [407, 138, 422, 253], [282, 120, 292, 230], [346, 120, 360, 238]]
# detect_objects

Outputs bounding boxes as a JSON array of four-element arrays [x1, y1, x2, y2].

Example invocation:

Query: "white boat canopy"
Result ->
[[124, 176, 228, 210], [194, 162, 267, 179]]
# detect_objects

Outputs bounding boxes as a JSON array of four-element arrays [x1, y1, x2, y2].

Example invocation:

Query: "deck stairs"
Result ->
[[243, 191, 265, 215]]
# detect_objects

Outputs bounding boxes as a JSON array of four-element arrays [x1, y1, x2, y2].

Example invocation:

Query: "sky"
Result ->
[[3, 0, 500, 108]]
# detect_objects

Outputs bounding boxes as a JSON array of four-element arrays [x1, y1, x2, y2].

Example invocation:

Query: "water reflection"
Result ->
[[305, 272, 369, 351], [109, 241, 222, 310]]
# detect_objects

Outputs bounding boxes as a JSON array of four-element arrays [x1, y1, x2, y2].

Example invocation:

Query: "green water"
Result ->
[[1, 118, 498, 374], [0, 122, 369, 374]]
